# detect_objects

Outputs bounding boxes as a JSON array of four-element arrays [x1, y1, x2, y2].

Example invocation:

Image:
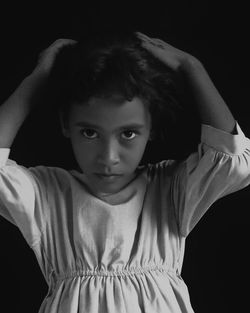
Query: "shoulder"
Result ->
[[146, 159, 183, 179], [28, 165, 78, 192]]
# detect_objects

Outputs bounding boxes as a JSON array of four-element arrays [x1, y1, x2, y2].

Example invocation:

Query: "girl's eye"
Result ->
[[80, 129, 98, 139], [121, 130, 137, 140]]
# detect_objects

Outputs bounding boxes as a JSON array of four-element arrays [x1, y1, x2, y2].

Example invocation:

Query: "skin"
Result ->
[[0, 32, 236, 171], [0, 39, 77, 148], [62, 95, 152, 196], [136, 32, 235, 133]]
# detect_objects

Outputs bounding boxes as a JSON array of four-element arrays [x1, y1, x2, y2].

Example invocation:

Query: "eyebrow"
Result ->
[[74, 121, 145, 130]]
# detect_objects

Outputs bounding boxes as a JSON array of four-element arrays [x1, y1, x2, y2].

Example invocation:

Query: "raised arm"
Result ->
[[135, 32, 236, 133], [0, 72, 48, 148], [0, 39, 77, 148]]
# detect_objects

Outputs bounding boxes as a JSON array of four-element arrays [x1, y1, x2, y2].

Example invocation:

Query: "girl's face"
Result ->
[[64, 95, 151, 196]]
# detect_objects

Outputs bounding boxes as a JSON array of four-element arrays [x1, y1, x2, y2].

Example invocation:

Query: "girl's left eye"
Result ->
[[121, 130, 137, 140], [80, 129, 98, 139]]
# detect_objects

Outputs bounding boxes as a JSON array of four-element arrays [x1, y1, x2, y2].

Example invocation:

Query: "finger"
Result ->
[[143, 37, 165, 46], [49, 38, 77, 49], [139, 38, 165, 50], [151, 38, 165, 45], [135, 31, 149, 38], [136, 32, 166, 44], [53, 38, 77, 45], [135, 32, 153, 42], [136, 33, 156, 47], [38, 39, 77, 62], [136, 33, 163, 47]]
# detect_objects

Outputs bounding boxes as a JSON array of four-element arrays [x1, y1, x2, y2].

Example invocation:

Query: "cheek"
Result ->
[[124, 140, 148, 162], [71, 141, 96, 166]]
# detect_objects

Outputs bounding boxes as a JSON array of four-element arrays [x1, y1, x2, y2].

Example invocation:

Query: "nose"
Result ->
[[97, 139, 120, 167]]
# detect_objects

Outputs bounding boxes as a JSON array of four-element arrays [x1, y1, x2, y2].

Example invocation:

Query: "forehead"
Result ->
[[69, 96, 151, 128]]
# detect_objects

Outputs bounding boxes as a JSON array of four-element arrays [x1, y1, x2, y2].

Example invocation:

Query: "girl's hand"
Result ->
[[135, 33, 236, 133], [135, 32, 199, 72], [32, 38, 77, 77]]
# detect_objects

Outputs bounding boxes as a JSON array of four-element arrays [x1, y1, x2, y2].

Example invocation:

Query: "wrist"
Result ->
[[12, 71, 48, 107], [30, 66, 50, 81]]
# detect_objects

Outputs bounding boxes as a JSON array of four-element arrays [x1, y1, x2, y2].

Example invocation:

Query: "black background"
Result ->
[[0, 2, 250, 312]]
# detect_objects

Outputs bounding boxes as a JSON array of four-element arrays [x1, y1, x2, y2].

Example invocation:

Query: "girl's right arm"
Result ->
[[0, 38, 77, 148], [0, 39, 77, 247], [0, 72, 48, 148]]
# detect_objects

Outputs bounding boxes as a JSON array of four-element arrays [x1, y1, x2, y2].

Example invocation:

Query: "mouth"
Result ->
[[94, 173, 123, 181]]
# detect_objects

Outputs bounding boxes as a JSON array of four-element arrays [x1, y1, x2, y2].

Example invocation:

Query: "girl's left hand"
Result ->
[[135, 32, 198, 72]]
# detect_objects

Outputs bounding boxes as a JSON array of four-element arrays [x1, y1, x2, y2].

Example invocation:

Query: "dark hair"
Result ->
[[50, 29, 183, 141]]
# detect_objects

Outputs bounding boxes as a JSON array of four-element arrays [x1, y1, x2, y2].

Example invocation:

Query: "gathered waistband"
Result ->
[[54, 265, 180, 281]]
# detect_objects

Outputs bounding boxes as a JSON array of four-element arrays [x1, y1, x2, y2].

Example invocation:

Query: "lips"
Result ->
[[95, 173, 123, 181], [96, 173, 122, 176]]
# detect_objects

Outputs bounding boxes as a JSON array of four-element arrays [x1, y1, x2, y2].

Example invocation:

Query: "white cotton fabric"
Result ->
[[1, 122, 250, 313]]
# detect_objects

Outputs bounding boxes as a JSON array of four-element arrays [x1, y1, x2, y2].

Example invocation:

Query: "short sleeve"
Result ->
[[172, 122, 250, 237], [0, 150, 49, 247]]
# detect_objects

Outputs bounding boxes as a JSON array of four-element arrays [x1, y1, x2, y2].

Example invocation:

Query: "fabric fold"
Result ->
[[201, 121, 249, 155]]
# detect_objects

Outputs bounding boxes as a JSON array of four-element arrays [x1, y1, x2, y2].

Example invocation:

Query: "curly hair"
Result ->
[[49, 29, 183, 142]]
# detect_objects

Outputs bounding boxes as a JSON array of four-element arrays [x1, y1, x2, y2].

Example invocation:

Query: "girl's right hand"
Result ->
[[32, 38, 77, 77]]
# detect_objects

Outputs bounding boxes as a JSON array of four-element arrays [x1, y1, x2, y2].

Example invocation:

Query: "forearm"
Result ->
[[180, 56, 236, 133], [0, 72, 48, 148]]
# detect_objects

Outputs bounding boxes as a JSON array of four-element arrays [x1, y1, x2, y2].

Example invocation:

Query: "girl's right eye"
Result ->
[[80, 129, 98, 139]]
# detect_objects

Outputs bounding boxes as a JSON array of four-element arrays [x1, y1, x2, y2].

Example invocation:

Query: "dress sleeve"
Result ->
[[171, 122, 250, 237], [0, 149, 48, 247]]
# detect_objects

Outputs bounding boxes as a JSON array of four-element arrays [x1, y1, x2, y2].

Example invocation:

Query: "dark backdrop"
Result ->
[[0, 2, 249, 312]]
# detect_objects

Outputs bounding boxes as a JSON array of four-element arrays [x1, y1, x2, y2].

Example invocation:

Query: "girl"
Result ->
[[0, 30, 250, 313]]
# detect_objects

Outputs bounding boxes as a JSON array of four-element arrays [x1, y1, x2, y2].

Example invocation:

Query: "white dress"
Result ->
[[0, 122, 250, 313]]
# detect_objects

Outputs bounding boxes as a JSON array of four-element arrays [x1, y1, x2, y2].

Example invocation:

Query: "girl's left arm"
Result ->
[[136, 32, 236, 133], [136, 32, 250, 237]]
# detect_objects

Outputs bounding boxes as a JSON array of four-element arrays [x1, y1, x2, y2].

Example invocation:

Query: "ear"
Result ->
[[59, 110, 70, 138]]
